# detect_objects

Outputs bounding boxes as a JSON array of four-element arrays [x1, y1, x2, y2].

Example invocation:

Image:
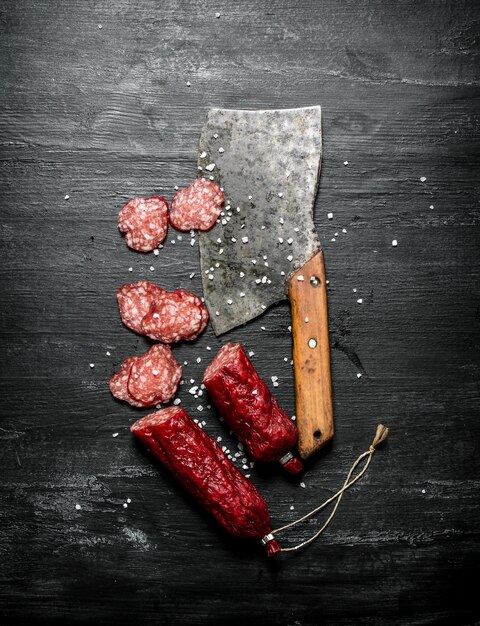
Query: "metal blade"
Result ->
[[198, 106, 322, 335]]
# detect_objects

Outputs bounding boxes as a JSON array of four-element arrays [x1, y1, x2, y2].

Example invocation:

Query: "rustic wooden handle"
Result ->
[[287, 250, 334, 459]]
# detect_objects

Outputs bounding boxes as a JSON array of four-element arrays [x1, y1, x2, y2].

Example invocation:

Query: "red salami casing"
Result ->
[[203, 343, 303, 474], [131, 407, 280, 556]]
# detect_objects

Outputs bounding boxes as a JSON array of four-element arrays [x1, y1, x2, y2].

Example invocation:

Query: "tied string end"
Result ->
[[269, 423, 389, 554]]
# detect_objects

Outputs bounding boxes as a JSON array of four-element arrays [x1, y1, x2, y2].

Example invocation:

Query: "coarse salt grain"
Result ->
[[327, 212, 333, 219], [392, 239, 398, 247], [75, 504, 81, 510], [112, 432, 119, 438], [89, 363, 95, 368], [64, 194, 70, 200], [106, 351, 111, 356], [128, 267, 133, 272], [357, 373, 362, 378], [357, 298, 363, 304], [242, 236, 248, 243], [205, 163, 216, 172], [300, 482, 306, 489], [296, 275, 304, 281], [420, 176, 427, 182]]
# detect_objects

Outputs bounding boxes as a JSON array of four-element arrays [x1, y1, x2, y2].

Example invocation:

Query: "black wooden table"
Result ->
[[1, 1, 479, 624]]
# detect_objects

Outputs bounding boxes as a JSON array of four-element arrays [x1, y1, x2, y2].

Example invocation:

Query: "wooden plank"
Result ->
[[1, 0, 479, 624]]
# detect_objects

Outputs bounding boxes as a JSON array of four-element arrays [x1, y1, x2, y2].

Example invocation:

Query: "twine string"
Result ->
[[271, 424, 389, 552]]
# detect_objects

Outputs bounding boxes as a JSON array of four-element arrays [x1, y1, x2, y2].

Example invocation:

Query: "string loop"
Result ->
[[271, 424, 389, 553]]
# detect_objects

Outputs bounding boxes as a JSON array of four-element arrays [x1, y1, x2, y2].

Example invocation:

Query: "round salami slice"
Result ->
[[141, 289, 209, 343], [169, 178, 224, 232], [109, 357, 149, 408], [128, 344, 182, 405], [118, 196, 169, 252], [117, 281, 166, 334]]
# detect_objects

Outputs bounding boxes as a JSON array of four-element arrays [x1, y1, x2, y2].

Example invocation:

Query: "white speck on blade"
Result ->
[[344, 161, 348, 166], [64, 194, 70, 200], [219, 147, 225, 153], [75, 504, 81, 510], [420, 176, 427, 182], [327, 212, 333, 219], [122, 527, 153, 551], [242, 236, 248, 243], [89, 363, 95, 368], [112, 432, 119, 438], [392, 239, 398, 247], [200, 151, 207, 158], [357, 298, 363, 304], [106, 351, 111, 356], [300, 482, 306, 489], [357, 372, 362, 378], [128, 267, 133, 272]]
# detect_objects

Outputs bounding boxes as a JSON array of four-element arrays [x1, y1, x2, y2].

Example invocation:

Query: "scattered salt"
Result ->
[[327, 212, 333, 219]]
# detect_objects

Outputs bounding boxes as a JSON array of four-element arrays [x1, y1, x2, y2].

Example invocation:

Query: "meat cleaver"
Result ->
[[198, 106, 333, 459]]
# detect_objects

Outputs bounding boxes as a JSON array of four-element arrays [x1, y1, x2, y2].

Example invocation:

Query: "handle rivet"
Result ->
[[310, 275, 321, 287], [308, 338, 317, 348]]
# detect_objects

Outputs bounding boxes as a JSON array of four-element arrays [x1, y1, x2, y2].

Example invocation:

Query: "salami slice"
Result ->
[[117, 281, 166, 334], [118, 196, 169, 252], [109, 357, 149, 408], [141, 289, 209, 343], [128, 344, 182, 405], [169, 178, 224, 232]]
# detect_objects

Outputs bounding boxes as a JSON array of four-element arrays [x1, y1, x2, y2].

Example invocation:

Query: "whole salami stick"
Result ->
[[131, 407, 281, 556], [132, 412, 389, 556], [203, 343, 303, 474]]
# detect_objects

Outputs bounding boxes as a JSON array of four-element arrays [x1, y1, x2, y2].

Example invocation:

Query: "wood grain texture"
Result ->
[[289, 251, 334, 458], [1, 0, 479, 624]]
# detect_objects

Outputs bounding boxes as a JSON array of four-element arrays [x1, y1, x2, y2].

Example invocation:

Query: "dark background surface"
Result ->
[[1, 1, 479, 624]]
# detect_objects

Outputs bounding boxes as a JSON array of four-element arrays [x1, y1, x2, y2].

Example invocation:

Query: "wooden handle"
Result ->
[[288, 250, 334, 459]]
